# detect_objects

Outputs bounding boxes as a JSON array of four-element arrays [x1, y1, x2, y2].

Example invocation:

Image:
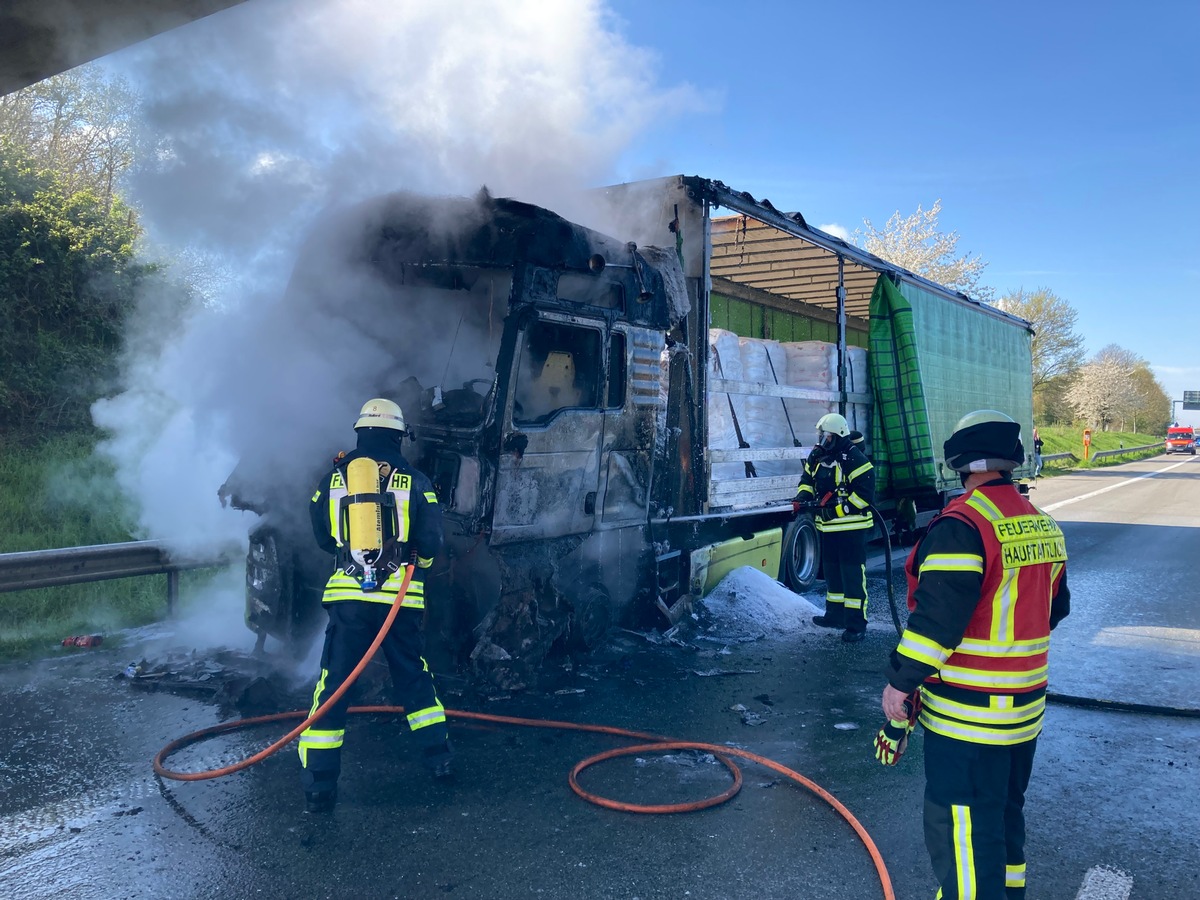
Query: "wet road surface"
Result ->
[[2, 454, 1199, 899]]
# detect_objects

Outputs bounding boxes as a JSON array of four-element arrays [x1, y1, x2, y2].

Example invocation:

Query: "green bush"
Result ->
[[0, 138, 148, 434]]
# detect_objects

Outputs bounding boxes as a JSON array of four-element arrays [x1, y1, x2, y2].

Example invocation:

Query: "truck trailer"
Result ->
[[230, 175, 1036, 689]]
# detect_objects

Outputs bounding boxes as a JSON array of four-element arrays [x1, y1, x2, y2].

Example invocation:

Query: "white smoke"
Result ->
[[91, 0, 704, 647]]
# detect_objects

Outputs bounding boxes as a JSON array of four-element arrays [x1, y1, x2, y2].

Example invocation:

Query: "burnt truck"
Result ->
[[235, 175, 1036, 688]]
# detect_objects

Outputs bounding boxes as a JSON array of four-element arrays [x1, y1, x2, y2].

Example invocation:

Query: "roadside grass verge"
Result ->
[[0, 432, 226, 660], [0, 569, 229, 659], [1036, 427, 1164, 476]]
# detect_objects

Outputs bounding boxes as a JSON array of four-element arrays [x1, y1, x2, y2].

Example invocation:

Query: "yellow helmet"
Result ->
[[354, 398, 407, 432], [815, 413, 850, 438]]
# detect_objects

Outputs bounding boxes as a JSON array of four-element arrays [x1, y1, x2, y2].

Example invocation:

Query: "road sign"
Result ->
[[1184, 390, 1200, 411]]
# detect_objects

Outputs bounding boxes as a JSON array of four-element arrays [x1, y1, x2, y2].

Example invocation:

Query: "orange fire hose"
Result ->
[[152, 564, 895, 899], [153, 564, 415, 783]]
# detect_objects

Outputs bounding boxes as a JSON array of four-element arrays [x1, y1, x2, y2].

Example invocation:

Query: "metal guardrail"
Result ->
[[1042, 441, 1164, 464], [0, 541, 237, 611]]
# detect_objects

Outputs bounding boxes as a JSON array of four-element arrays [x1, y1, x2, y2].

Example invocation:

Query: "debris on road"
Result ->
[[111, 648, 319, 713], [730, 703, 769, 726], [62, 634, 103, 648]]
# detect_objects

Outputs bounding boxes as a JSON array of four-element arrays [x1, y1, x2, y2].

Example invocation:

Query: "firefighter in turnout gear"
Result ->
[[299, 398, 450, 813], [793, 413, 875, 642], [880, 410, 1071, 899]]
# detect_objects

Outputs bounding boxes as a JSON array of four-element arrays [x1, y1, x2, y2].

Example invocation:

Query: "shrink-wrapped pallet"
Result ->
[[781, 341, 837, 449], [738, 337, 796, 477], [845, 346, 871, 446], [778, 341, 873, 450], [707, 329, 746, 482]]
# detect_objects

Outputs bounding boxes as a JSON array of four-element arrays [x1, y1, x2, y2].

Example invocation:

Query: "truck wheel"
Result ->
[[567, 582, 612, 651], [781, 516, 820, 593], [246, 526, 323, 660]]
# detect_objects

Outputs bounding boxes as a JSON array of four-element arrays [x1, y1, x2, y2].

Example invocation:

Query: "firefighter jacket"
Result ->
[[309, 430, 444, 609], [885, 477, 1070, 745], [794, 436, 875, 533]]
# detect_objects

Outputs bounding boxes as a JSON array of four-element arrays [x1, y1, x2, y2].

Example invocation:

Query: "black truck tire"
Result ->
[[245, 525, 326, 659], [566, 581, 613, 651], [781, 515, 820, 593]]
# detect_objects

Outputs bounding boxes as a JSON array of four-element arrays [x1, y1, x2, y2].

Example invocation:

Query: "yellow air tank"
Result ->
[[346, 456, 383, 589]]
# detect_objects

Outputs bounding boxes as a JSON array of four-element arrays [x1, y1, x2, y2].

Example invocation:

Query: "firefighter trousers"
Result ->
[[923, 729, 1038, 900], [818, 527, 868, 632], [299, 602, 449, 794]]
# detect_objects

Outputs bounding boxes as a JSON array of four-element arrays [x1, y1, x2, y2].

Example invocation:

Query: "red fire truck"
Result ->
[[1166, 425, 1196, 455]]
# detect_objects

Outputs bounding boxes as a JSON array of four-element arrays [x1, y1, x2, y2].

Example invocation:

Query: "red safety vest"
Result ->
[[906, 484, 1067, 695]]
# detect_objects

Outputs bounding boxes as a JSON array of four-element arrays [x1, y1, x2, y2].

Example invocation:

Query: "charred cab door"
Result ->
[[595, 324, 660, 529], [491, 313, 606, 543]]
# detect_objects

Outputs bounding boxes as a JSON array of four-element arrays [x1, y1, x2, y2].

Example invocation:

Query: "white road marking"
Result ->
[[1042, 457, 1194, 513], [1074, 864, 1134, 899]]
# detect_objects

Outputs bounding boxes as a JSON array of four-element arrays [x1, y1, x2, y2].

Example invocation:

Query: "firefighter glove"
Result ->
[[874, 719, 910, 765], [792, 500, 802, 515], [874, 692, 919, 766]]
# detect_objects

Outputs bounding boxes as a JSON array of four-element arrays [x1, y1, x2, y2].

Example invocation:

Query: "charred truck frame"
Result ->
[[236, 176, 1036, 689]]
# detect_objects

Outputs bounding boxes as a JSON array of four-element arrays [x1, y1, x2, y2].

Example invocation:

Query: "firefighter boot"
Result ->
[[812, 607, 845, 629], [841, 610, 867, 643], [304, 787, 338, 814], [422, 740, 454, 780]]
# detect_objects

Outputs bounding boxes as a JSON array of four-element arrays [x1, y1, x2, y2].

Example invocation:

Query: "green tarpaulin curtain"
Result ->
[[868, 274, 936, 495]]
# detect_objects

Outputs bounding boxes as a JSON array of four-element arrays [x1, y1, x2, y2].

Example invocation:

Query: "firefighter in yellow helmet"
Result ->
[[298, 398, 449, 814], [792, 412, 876, 642], [877, 410, 1070, 899]]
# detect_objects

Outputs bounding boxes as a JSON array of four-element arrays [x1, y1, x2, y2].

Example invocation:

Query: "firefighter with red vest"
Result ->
[[299, 398, 451, 814], [877, 410, 1070, 899], [793, 413, 876, 642]]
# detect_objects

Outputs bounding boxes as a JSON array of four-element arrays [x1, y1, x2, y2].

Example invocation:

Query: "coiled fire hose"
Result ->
[[153, 564, 897, 899]]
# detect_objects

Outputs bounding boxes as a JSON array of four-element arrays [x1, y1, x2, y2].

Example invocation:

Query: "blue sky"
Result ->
[[605, 1, 1200, 426]]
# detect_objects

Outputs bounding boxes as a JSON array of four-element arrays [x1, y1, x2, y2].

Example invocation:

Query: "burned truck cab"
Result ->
[[242, 189, 684, 685]]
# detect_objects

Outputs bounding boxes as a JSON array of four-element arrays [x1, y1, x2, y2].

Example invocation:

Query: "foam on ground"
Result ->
[[697, 567, 824, 640]]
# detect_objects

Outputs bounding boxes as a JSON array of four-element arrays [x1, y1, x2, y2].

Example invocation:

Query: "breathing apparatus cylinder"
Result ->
[[345, 456, 384, 590]]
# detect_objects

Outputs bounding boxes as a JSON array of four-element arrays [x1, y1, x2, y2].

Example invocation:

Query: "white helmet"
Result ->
[[816, 413, 850, 438], [354, 398, 407, 432], [944, 409, 1023, 473]]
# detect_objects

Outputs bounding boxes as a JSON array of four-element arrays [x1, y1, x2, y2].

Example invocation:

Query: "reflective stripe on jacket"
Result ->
[[322, 466, 423, 607], [309, 437, 443, 609], [899, 483, 1067, 744], [795, 444, 874, 533]]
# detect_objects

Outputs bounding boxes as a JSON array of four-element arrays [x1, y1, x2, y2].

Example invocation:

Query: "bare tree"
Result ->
[[856, 199, 994, 301], [1128, 364, 1171, 434], [0, 65, 139, 209]]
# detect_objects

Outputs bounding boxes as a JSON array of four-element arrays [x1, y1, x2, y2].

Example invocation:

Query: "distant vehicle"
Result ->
[[1165, 425, 1196, 455]]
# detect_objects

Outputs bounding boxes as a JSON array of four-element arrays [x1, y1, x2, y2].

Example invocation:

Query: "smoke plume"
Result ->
[[91, 0, 700, 649]]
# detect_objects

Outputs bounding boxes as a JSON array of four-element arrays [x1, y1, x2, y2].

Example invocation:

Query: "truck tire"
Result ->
[[568, 581, 613, 651], [781, 515, 820, 593], [245, 525, 324, 660]]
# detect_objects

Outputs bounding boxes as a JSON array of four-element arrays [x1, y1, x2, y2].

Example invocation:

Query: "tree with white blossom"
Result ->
[[856, 200, 994, 302], [1065, 345, 1147, 431]]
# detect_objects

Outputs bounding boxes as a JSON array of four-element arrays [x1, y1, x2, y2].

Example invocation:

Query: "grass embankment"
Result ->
[[1036, 426, 1164, 473], [0, 433, 208, 658]]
